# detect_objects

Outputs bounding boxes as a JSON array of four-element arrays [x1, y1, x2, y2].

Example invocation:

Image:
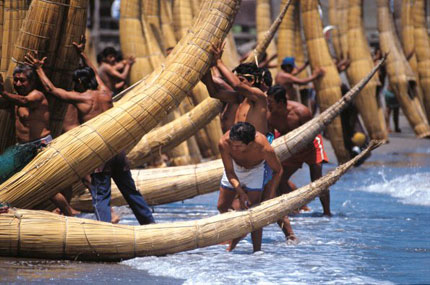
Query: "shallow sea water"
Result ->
[[1, 120, 429, 284]]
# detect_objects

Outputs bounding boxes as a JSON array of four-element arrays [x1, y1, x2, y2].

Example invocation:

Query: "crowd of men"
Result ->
[[0, 37, 392, 253]]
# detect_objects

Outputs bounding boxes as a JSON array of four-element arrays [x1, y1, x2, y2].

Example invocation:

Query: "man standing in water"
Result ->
[[25, 41, 154, 225], [267, 85, 331, 216], [218, 122, 283, 252]]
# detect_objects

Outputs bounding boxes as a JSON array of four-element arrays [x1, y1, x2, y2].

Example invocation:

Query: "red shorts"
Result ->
[[282, 134, 328, 168]]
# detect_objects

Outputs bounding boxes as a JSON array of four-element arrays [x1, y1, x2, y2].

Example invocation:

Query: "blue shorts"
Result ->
[[264, 132, 274, 185]]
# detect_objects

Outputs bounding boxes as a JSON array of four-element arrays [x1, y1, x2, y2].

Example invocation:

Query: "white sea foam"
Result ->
[[357, 172, 430, 207]]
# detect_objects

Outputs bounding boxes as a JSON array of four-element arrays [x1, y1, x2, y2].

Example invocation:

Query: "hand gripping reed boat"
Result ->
[[0, 0, 242, 209], [0, 141, 381, 262], [71, 57, 386, 211]]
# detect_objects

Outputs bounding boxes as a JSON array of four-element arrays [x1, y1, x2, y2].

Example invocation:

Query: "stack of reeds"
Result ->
[[255, 0, 277, 66], [377, 0, 430, 138], [413, 0, 430, 121], [301, 0, 350, 164], [172, 0, 221, 160], [245, 0, 291, 65], [141, 0, 165, 71], [120, 0, 152, 84], [70, 59, 384, 209], [160, 0, 177, 49], [0, 0, 241, 209], [48, 0, 88, 138], [277, 0, 308, 101], [328, 0, 342, 58], [0, 0, 29, 153], [0, 141, 379, 261], [346, 0, 388, 140], [336, 0, 349, 60]]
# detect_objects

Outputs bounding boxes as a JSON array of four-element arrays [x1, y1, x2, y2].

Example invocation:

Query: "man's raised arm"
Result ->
[[25, 52, 84, 104]]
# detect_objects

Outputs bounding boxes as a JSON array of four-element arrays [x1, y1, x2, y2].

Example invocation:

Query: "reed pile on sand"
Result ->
[[0, 0, 241, 209], [301, 0, 350, 164], [71, 57, 385, 210], [346, 0, 388, 140], [0, 141, 380, 261], [377, 0, 430, 138], [413, 0, 430, 120], [0, 0, 29, 153]]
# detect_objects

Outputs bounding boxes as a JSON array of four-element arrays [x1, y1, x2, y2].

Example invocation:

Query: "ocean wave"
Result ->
[[356, 172, 430, 207]]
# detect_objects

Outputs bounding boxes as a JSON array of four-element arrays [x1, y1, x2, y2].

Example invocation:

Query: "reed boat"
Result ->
[[0, 141, 380, 262]]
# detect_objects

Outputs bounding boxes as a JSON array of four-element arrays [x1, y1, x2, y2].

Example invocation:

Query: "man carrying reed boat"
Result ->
[[0, 65, 75, 216], [98, 47, 135, 95], [267, 85, 331, 217], [25, 42, 154, 225], [218, 122, 283, 252], [276, 57, 324, 102]]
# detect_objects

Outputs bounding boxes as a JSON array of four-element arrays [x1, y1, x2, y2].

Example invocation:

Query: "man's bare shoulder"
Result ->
[[289, 101, 311, 115], [28, 89, 46, 102]]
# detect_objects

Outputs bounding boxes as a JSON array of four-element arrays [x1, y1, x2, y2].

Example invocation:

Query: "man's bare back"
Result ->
[[268, 99, 312, 135]]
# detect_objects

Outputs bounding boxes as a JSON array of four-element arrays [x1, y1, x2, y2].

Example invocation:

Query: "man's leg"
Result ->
[[50, 189, 80, 216], [247, 191, 263, 252], [393, 107, 401, 132], [90, 172, 112, 222], [112, 170, 155, 225], [309, 163, 331, 216], [218, 186, 245, 251]]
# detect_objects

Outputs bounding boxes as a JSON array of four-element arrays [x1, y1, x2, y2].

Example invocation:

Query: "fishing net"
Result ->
[[0, 143, 38, 183]]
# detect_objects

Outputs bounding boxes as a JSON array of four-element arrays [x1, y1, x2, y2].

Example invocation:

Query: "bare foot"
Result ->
[[300, 205, 311, 212], [286, 234, 299, 245], [227, 235, 245, 252], [52, 208, 61, 215], [71, 208, 81, 216]]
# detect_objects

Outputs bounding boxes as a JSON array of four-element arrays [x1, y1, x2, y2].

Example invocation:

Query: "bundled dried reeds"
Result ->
[[0, 0, 241, 209], [328, 0, 342, 58], [255, 0, 277, 65], [0, 0, 29, 153], [336, 0, 349, 60], [377, 0, 430, 137], [48, 0, 88, 138], [120, 0, 152, 84], [72, 58, 385, 209], [413, 0, 430, 121], [301, 0, 350, 164], [160, 0, 177, 49], [245, 0, 292, 64], [0, 141, 380, 261], [127, 97, 223, 167], [401, 0, 425, 108], [346, 0, 388, 140]]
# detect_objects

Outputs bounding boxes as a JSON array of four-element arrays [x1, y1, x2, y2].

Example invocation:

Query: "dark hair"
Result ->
[[229, 122, 256, 145], [233, 63, 263, 87], [13, 64, 36, 82], [73, 67, 98, 90], [259, 67, 272, 87], [267, 84, 287, 104], [101, 47, 118, 59], [96, 52, 103, 65]]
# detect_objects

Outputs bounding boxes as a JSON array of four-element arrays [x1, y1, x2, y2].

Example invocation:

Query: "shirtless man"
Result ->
[[25, 42, 154, 225], [98, 47, 135, 94], [0, 65, 77, 215], [276, 57, 324, 102], [267, 85, 331, 217], [218, 122, 283, 252], [0, 65, 51, 180]]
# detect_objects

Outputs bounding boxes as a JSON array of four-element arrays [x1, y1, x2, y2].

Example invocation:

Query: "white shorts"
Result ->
[[220, 160, 267, 192]]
